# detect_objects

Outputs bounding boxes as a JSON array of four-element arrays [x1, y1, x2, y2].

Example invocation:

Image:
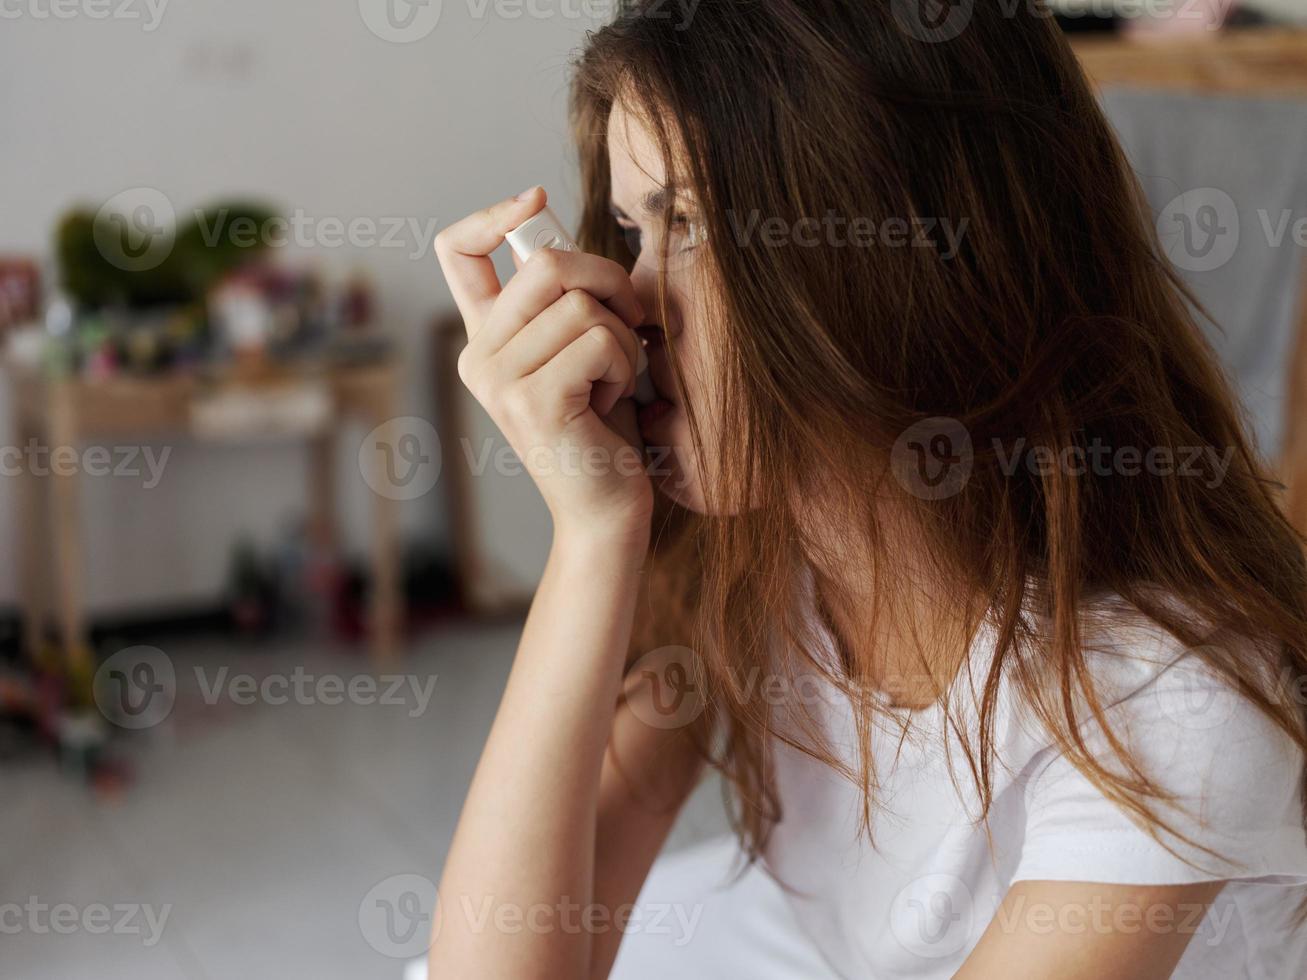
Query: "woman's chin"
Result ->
[[653, 469, 749, 516], [654, 473, 707, 513]]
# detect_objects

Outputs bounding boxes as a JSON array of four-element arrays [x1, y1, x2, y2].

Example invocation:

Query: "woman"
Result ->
[[428, 2, 1307, 977]]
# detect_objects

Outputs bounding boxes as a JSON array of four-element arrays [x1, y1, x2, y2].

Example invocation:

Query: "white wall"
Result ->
[[0, 0, 602, 612]]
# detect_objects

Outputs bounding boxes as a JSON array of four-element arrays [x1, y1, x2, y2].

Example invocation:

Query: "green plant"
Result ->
[[56, 200, 279, 310]]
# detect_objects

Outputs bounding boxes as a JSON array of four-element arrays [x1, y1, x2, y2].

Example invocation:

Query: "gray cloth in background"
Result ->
[[1099, 88, 1307, 458]]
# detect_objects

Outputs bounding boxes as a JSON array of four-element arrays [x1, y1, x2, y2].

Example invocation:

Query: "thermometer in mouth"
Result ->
[[507, 205, 658, 407]]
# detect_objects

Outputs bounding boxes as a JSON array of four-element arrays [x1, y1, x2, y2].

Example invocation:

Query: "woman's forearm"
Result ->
[[428, 525, 648, 979], [589, 696, 705, 979]]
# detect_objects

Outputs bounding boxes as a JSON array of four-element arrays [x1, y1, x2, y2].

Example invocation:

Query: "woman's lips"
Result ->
[[634, 324, 663, 347], [638, 396, 675, 430]]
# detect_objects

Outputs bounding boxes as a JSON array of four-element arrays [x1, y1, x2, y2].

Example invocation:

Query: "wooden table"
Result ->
[[8, 358, 405, 671], [1072, 27, 1307, 95]]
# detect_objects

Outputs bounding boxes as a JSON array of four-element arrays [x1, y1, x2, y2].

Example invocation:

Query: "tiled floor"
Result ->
[[1, 620, 728, 979]]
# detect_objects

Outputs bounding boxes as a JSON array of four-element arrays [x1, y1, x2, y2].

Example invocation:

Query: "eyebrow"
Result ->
[[609, 185, 677, 220]]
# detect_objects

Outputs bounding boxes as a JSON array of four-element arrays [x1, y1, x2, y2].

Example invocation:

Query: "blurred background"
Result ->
[[3, 2, 1307, 977]]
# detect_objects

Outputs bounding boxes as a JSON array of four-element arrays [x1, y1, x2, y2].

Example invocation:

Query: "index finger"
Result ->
[[434, 186, 547, 336]]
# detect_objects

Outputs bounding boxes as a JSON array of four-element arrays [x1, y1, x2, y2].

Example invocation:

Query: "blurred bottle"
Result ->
[[340, 267, 375, 330], [277, 516, 342, 643]]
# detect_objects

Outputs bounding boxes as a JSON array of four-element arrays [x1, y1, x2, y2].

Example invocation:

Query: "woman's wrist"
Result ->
[[554, 509, 650, 556], [552, 515, 651, 564]]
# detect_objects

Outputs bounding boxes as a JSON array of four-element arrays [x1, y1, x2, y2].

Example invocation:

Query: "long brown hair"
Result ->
[[570, 0, 1307, 871]]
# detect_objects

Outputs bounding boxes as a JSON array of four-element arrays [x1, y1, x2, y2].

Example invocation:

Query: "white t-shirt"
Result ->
[[763, 583, 1307, 979]]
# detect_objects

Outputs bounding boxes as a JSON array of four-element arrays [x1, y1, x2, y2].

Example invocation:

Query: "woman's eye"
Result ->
[[613, 213, 706, 265], [672, 213, 708, 252]]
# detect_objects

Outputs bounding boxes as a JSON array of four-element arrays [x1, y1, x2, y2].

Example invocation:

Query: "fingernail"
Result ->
[[636, 345, 649, 373], [515, 185, 540, 201]]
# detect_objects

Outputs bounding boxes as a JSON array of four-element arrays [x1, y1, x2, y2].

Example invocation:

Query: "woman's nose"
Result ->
[[627, 260, 679, 339]]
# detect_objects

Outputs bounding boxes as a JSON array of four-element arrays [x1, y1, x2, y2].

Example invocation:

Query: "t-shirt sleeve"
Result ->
[[1011, 652, 1307, 886]]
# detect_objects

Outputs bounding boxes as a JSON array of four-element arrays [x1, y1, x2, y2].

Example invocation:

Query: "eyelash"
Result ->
[[615, 213, 705, 255]]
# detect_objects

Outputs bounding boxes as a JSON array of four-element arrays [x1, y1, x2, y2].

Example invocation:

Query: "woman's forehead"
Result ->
[[607, 102, 667, 199], [607, 101, 700, 216]]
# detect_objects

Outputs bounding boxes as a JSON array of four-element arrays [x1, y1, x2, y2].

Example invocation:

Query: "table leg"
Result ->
[[16, 420, 50, 663], [370, 481, 401, 664], [361, 381, 403, 664], [49, 386, 89, 678], [308, 431, 337, 556]]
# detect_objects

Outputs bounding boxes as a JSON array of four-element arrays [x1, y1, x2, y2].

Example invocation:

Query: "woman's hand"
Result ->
[[428, 189, 699, 979], [435, 186, 653, 540]]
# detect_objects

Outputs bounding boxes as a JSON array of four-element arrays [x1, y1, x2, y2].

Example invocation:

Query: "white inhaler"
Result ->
[[506, 205, 657, 407]]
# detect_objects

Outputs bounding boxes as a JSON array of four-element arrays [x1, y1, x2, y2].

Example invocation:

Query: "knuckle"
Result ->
[[562, 288, 597, 320], [459, 351, 499, 405], [501, 383, 535, 421], [455, 347, 476, 387], [587, 323, 618, 353], [528, 247, 564, 275], [433, 225, 455, 259]]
